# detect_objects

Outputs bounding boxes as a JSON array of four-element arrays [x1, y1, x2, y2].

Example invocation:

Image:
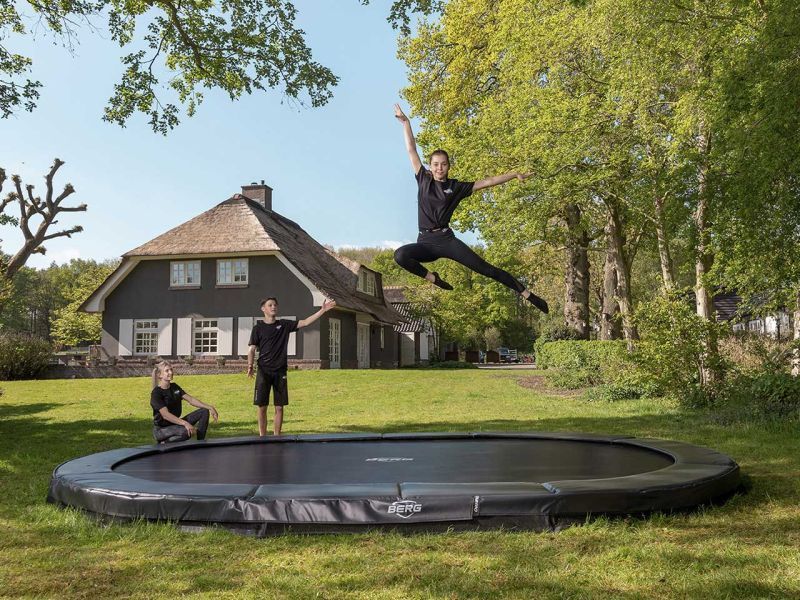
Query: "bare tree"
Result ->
[[0, 159, 86, 282]]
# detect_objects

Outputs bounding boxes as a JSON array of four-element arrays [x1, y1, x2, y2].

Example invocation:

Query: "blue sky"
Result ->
[[0, 1, 480, 269]]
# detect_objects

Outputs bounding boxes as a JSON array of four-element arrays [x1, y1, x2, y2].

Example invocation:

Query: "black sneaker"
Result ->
[[525, 292, 549, 314], [431, 272, 453, 290]]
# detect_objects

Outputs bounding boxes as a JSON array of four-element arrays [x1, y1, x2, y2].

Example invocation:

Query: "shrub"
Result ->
[[631, 294, 729, 404], [715, 372, 800, 422], [535, 340, 628, 389], [426, 360, 478, 369], [720, 333, 796, 376], [0, 332, 52, 380]]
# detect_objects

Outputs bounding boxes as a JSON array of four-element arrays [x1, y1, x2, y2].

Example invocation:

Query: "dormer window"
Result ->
[[357, 269, 376, 296]]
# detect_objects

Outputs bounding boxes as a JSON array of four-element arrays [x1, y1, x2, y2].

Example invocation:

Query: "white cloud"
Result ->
[[378, 240, 408, 250]]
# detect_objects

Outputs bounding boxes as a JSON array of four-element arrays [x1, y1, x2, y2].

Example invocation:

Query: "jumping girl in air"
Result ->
[[150, 360, 219, 444], [392, 104, 549, 314]]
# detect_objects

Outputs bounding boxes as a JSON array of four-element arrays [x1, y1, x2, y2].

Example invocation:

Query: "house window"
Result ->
[[748, 320, 764, 333], [380, 326, 385, 350], [171, 261, 201, 287], [193, 319, 218, 354], [134, 320, 159, 355], [329, 318, 341, 368], [217, 258, 248, 285], [357, 270, 376, 296]]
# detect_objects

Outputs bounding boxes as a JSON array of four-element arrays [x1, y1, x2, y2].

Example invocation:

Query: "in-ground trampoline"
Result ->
[[48, 432, 740, 534]]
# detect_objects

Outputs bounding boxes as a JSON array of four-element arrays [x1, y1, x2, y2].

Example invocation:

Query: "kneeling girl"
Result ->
[[150, 360, 219, 444]]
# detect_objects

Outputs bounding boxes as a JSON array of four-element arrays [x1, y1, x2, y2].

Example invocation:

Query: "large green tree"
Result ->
[[400, 0, 800, 384], [1, 0, 440, 133], [50, 260, 117, 346]]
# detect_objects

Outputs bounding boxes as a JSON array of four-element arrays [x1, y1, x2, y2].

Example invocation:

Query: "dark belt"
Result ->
[[419, 226, 450, 233]]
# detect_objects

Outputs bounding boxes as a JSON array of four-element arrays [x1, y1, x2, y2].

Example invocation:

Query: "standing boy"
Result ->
[[247, 296, 336, 436]]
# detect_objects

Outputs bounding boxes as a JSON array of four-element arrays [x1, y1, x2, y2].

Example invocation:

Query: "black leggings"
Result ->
[[394, 229, 525, 293], [153, 408, 210, 444]]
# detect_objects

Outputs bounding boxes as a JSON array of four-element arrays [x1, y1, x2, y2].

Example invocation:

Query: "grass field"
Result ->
[[1, 369, 799, 599]]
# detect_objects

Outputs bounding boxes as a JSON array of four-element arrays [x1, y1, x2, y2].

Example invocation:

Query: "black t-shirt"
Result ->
[[150, 383, 185, 427], [249, 319, 299, 371], [416, 166, 474, 229]]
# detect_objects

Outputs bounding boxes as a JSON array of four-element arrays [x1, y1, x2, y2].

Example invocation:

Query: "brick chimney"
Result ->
[[241, 180, 273, 211]]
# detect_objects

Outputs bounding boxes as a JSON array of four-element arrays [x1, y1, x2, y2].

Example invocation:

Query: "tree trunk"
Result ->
[[599, 241, 621, 340], [654, 192, 676, 291], [792, 288, 800, 377], [563, 203, 590, 339], [694, 126, 720, 387], [605, 203, 638, 347]]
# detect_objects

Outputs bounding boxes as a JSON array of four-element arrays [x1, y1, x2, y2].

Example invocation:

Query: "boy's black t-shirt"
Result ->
[[416, 166, 474, 230], [249, 319, 299, 371], [150, 383, 185, 427]]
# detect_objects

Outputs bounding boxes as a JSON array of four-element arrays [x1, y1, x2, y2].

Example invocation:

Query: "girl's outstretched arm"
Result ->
[[394, 104, 423, 174], [473, 171, 532, 192]]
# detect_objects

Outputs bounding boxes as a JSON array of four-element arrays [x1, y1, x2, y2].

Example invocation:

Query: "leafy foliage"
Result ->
[[631, 294, 730, 404], [0, 331, 51, 380], [1, 1, 339, 132], [535, 339, 627, 389], [50, 261, 116, 347]]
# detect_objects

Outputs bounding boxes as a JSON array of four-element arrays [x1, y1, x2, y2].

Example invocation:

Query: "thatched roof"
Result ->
[[124, 198, 277, 256]]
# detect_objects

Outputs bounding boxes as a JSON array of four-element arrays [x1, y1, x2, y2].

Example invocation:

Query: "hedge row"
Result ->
[[535, 340, 628, 370], [535, 340, 629, 389]]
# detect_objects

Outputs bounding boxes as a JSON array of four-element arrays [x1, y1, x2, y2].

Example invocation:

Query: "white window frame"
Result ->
[[171, 260, 201, 287], [193, 319, 219, 355], [217, 258, 249, 285], [134, 320, 159, 355], [329, 318, 341, 368], [357, 270, 377, 296]]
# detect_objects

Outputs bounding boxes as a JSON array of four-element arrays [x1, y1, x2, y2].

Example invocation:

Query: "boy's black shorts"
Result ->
[[253, 367, 289, 406]]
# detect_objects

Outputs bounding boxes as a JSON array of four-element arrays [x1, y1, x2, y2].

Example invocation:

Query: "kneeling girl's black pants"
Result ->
[[394, 229, 525, 293], [153, 408, 210, 444]]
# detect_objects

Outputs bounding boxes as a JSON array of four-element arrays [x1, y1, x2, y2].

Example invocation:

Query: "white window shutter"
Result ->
[[217, 317, 233, 356], [281, 316, 297, 356], [157, 319, 173, 356], [118, 319, 133, 356], [237, 317, 254, 355], [177, 318, 192, 356]]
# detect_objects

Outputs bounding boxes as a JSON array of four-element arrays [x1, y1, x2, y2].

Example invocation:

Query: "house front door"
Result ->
[[357, 323, 370, 369], [328, 318, 341, 369]]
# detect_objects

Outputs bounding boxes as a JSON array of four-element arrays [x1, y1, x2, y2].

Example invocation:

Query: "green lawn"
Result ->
[[1, 370, 798, 599]]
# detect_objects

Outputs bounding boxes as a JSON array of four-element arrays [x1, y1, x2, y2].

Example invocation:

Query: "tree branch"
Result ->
[[2, 159, 87, 281], [41, 225, 84, 242]]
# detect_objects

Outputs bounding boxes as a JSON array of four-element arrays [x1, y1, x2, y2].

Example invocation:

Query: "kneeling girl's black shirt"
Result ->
[[151, 383, 186, 427], [416, 166, 474, 230], [249, 319, 299, 371]]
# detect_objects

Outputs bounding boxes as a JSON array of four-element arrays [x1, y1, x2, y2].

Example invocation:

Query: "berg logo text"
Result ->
[[387, 500, 423, 519]]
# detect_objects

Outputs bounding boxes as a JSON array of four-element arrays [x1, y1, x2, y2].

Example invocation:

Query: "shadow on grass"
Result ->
[[0, 402, 60, 418]]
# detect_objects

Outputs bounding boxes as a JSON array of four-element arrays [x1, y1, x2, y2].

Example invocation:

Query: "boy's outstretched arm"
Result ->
[[298, 299, 337, 329]]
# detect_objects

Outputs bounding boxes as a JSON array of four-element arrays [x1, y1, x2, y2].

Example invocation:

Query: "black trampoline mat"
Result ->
[[113, 438, 674, 485]]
